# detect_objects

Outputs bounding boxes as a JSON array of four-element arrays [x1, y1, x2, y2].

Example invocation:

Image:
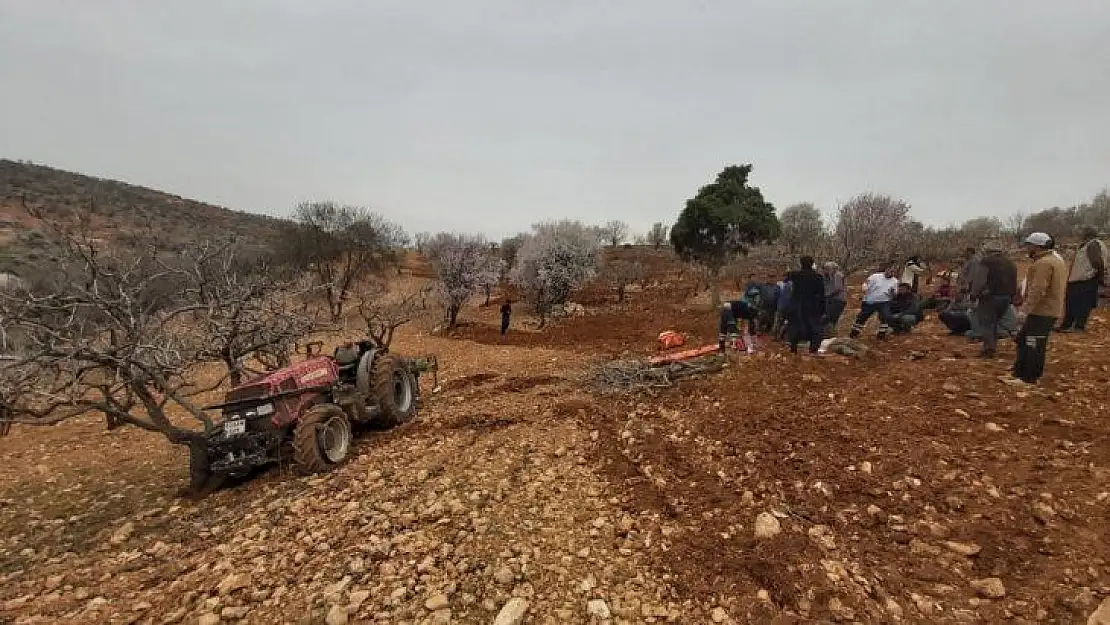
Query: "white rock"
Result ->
[[970, 577, 1006, 599], [944, 541, 982, 557], [985, 422, 1003, 432], [348, 590, 370, 613], [221, 606, 250, 619], [218, 572, 251, 596], [859, 461, 873, 474], [711, 606, 728, 622], [325, 605, 349, 625], [425, 594, 450, 611], [753, 512, 781, 539], [493, 566, 515, 586], [1089, 596, 1110, 625], [110, 522, 135, 545], [197, 614, 220, 625], [586, 599, 611, 618], [493, 598, 530, 625]]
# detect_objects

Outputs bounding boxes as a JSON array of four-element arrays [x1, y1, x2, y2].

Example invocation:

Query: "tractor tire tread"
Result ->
[[292, 404, 348, 474]]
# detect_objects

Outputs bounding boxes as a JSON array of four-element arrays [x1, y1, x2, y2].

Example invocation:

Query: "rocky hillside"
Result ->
[[0, 159, 287, 275]]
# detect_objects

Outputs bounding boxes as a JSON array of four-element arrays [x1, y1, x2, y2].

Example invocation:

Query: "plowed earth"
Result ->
[[1, 270, 1108, 625]]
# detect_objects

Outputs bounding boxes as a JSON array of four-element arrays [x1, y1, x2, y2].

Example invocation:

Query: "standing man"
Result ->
[[1013, 233, 1068, 384], [786, 256, 826, 354], [956, 246, 980, 303], [499, 299, 513, 340], [968, 240, 1018, 358], [822, 261, 847, 335], [1058, 226, 1108, 333], [850, 265, 899, 339]]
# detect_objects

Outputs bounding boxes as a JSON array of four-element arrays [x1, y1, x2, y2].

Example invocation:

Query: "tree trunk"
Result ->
[[710, 269, 722, 308]]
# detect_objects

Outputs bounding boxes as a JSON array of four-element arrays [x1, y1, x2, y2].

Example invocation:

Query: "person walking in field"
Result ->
[[968, 239, 1019, 358], [1057, 226, 1108, 333], [499, 300, 512, 339], [1012, 232, 1068, 384], [786, 256, 826, 354], [850, 265, 899, 339]]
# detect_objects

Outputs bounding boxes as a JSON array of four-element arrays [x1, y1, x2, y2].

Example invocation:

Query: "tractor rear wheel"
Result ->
[[292, 404, 352, 473], [370, 354, 417, 426]]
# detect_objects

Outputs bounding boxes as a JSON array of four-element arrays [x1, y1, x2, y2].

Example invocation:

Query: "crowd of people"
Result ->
[[718, 227, 1109, 384]]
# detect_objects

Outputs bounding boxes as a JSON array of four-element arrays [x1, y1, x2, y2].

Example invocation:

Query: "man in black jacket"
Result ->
[[968, 240, 1018, 358], [786, 256, 827, 354]]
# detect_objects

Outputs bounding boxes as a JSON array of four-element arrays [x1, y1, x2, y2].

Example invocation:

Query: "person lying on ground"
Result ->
[[851, 265, 899, 339], [888, 283, 924, 334]]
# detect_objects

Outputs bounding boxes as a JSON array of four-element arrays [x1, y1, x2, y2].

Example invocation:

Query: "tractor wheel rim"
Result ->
[[317, 416, 350, 463], [393, 371, 413, 414]]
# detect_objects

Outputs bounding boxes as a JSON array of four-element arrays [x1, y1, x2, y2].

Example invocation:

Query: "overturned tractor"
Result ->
[[191, 340, 436, 492]]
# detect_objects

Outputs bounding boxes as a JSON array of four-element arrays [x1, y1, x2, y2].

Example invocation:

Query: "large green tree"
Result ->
[[670, 164, 780, 304]]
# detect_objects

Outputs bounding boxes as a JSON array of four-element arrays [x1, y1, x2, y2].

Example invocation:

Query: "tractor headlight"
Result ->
[[256, 403, 275, 416]]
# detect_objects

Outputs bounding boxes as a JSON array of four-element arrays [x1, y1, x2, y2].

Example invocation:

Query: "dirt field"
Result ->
[[1, 255, 1108, 625]]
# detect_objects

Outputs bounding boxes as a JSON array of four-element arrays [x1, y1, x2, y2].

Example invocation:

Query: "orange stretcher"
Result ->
[[648, 344, 719, 365]]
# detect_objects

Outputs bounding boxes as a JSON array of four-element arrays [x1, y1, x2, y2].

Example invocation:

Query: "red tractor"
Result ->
[[191, 340, 431, 492]]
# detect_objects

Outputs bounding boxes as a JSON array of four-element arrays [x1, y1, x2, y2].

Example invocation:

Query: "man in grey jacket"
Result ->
[[822, 262, 847, 335], [968, 240, 1018, 358], [1058, 226, 1107, 332]]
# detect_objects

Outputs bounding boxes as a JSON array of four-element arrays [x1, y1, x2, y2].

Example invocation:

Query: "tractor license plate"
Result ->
[[223, 419, 245, 436]]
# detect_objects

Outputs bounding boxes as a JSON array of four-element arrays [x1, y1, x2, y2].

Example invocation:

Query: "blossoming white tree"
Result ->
[[511, 220, 601, 327]]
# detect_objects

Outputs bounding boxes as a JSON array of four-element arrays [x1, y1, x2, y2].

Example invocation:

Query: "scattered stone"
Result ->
[[325, 605, 349, 625], [493, 566, 515, 586], [197, 614, 220, 625], [970, 578, 1006, 599], [218, 572, 251, 596], [492, 597, 529, 625], [1088, 596, 1110, 625], [348, 590, 370, 613], [802, 374, 823, 383], [985, 422, 1003, 432], [586, 599, 611, 618], [859, 461, 873, 475], [944, 541, 982, 557], [110, 522, 135, 545], [425, 594, 450, 611], [711, 606, 729, 622], [1032, 502, 1056, 524], [221, 606, 250, 619], [754, 512, 782, 539]]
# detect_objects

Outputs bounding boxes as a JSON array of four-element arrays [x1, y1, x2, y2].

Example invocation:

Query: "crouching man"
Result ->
[[718, 297, 759, 354], [888, 283, 923, 334]]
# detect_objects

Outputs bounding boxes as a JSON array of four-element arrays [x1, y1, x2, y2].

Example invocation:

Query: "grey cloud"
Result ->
[[1, 1, 1107, 239]]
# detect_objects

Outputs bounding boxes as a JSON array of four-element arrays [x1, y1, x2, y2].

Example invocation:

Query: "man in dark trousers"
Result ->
[[1013, 232, 1068, 384], [499, 300, 512, 339], [1058, 226, 1107, 333], [968, 240, 1018, 358], [786, 256, 826, 354]]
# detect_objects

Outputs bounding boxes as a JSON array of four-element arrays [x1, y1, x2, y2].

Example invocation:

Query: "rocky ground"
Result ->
[[1, 276, 1109, 624]]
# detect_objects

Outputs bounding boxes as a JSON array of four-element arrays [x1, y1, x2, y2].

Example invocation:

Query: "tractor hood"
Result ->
[[205, 356, 339, 411]]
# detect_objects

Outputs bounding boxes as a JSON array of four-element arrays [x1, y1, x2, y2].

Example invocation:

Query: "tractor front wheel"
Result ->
[[292, 404, 352, 473], [370, 355, 417, 426]]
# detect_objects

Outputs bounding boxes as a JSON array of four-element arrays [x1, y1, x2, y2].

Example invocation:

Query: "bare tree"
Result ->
[[960, 216, 1002, 242], [356, 283, 427, 349], [425, 233, 490, 327], [280, 201, 407, 321], [599, 220, 630, 247], [833, 193, 912, 274], [646, 222, 669, 249], [604, 259, 645, 302], [1002, 211, 1027, 237], [0, 213, 221, 446], [511, 220, 601, 327], [779, 203, 825, 255], [179, 245, 323, 386]]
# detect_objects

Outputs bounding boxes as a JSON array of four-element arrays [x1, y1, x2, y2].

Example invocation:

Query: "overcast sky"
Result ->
[[1, 1, 1107, 239]]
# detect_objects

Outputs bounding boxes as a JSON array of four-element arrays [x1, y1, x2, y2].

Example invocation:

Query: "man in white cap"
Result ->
[[1012, 232, 1067, 384]]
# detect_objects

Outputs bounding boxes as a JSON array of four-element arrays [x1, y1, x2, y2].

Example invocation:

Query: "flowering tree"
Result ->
[[511, 220, 601, 327], [833, 193, 912, 274], [425, 233, 490, 328]]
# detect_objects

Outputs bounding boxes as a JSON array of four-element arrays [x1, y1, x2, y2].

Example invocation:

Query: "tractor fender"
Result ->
[[355, 348, 381, 398]]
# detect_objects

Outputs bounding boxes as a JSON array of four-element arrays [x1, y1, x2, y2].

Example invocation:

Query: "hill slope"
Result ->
[[0, 159, 287, 274]]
